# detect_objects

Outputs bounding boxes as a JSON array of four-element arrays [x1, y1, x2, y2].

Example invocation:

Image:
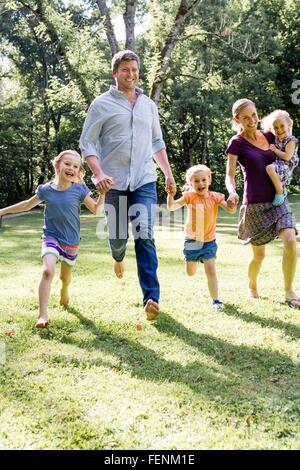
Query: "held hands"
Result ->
[[165, 176, 177, 196], [227, 192, 239, 209], [92, 173, 113, 192]]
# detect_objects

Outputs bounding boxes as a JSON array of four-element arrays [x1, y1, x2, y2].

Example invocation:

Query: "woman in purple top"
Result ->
[[225, 98, 299, 308]]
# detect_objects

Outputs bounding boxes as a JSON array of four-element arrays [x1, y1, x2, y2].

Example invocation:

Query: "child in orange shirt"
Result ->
[[167, 164, 236, 310]]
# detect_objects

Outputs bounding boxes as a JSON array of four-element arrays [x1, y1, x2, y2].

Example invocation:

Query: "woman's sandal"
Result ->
[[285, 298, 300, 309]]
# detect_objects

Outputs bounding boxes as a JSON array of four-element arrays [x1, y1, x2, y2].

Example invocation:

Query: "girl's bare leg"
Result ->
[[186, 261, 198, 276], [38, 254, 57, 324], [203, 258, 218, 300], [266, 164, 283, 194], [60, 262, 72, 306], [248, 245, 265, 298]]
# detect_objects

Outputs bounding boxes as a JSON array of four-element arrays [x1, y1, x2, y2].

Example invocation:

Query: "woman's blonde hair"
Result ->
[[231, 98, 256, 133], [52, 150, 85, 184], [184, 164, 212, 191], [260, 109, 293, 133]]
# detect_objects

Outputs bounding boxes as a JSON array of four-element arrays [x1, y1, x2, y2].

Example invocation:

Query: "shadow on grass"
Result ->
[[222, 303, 300, 340], [37, 305, 300, 421]]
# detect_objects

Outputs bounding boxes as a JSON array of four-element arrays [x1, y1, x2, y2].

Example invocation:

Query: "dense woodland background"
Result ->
[[0, 0, 299, 205]]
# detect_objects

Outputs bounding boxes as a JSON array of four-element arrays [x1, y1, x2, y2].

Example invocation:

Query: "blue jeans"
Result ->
[[104, 182, 159, 306]]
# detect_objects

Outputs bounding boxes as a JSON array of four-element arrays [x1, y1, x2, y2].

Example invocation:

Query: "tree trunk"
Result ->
[[150, 0, 200, 104], [200, 132, 208, 164], [96, 0, 119, 57], [31, 23, 51, 182], [51, 111, 62, 156], [123, 0, 137, 51]]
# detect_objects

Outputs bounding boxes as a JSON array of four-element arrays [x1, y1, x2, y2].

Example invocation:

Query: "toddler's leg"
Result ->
[[266, 163, 283, 195], [266, 164, 287, 206], [186, 261, 198, 276], [60, 262, 72, 306], [203, 258, 218, 300], [37, 254, 57, 327]]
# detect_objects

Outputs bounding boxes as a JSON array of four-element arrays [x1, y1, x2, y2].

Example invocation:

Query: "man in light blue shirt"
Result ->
[[80, 50, 176, 320]]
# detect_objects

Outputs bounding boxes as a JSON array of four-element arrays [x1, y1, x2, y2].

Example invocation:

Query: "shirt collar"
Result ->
[[109, 85, 144, 99], [191, 190, 210, 199]]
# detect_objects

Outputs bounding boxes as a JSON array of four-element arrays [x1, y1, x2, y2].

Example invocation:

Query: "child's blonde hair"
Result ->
[[184, 164, 212, 191], [52, 150, 85, 183], [260, 109, 293, 133], [231, 98, 257, 133]]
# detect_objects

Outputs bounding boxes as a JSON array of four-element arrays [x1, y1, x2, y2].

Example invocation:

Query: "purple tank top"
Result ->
[[226, 131, 275, 204]]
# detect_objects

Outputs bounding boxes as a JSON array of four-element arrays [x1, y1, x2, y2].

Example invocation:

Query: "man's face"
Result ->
[[112, 60, 139, 92]]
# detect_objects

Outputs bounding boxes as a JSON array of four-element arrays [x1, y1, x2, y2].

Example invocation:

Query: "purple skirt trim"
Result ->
[[45, 241, 77, 261], [42, 236, 79, 264]]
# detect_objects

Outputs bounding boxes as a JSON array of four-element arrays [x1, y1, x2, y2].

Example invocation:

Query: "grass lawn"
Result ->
[[0, 196, 300, 450]]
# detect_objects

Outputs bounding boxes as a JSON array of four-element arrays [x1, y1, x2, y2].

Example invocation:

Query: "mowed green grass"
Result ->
[[0, 197, 300, 450]]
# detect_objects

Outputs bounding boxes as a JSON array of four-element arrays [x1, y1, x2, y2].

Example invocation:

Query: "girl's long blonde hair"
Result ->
[[52, 150, 85, 184], [183, 164, 212, 191], [260, 109, 293, 133]]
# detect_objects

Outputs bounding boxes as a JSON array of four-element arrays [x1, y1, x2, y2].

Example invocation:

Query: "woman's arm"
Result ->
[[83, 192, 105, 216], [167, 194, 186, 211], [225, 154, 239, 206], [269, 140, 297, 162], [0, 195, 41, 217]]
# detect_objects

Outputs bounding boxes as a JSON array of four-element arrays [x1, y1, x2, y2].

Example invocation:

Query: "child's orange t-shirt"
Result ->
[[182, 190, 225, 242]]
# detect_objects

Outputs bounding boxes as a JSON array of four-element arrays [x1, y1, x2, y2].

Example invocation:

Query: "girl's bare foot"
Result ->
[[114, 260, 124, 278], [145, 299, 159, 321], [248, 288, 259, 299], [60, 288, 69, 306]]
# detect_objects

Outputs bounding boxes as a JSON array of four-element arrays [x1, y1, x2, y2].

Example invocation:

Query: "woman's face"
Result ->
[[235, 105, 259, 133]]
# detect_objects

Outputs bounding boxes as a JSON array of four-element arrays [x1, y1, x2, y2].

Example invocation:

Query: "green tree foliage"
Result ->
[[0, 0, 111, 204], [149, 0, 300, 195], [0, 0, 299, 204]]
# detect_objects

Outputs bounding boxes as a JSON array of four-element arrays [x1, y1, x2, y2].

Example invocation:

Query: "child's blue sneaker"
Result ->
[[212, 299, 223, 311], [272, 189, 287, 207]]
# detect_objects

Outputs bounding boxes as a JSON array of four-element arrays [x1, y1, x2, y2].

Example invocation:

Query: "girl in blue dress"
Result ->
[[0, 150, 104, 328]]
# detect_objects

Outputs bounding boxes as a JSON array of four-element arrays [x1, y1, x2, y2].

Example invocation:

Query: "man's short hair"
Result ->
[[112, 50, 140, 71]]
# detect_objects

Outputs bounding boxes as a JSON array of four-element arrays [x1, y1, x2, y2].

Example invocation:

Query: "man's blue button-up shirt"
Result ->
[[79, 86, 166, 191]]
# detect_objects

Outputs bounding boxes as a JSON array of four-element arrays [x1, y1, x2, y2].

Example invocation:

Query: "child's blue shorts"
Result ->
[[183, 238, 217, 263]]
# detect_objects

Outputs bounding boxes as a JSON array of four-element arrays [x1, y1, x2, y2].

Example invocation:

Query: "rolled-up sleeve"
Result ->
[[79, 102, 104, 159], [36, 184, 45, 201], [151, 102, 165, 154]]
